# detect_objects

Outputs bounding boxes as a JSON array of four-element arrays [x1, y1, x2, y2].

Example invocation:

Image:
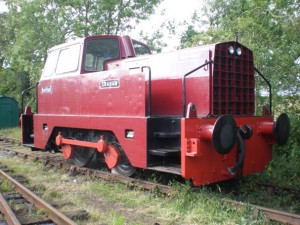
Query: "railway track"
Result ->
[[0, 137, 300, 225], [0, 168, 80, 224]]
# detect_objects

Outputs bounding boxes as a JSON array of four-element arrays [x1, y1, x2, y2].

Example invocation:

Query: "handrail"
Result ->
[[254, 67, 272, 114], [21, 82, 38, 113], [142, 66, 152, 117], [182, 60, 213, 117]]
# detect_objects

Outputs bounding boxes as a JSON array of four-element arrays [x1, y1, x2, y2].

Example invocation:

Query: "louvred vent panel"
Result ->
[[213, 42, 255, 116]]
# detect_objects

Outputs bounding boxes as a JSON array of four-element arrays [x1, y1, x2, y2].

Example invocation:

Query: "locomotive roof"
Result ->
[[47, 37, 85, 52], [47, 35, 123, 53]]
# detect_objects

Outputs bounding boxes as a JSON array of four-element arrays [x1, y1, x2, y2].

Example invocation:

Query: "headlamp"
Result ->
[[228, 46, 234, 55]]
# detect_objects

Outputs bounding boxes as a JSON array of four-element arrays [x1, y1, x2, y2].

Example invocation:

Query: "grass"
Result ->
[[0, 127, 20, 140], [0, 155, 267, 225], [266, 155, 300, 187], [232, 157, 300, 214], [110, 212, 126, 225], [0, 127, 299, 224], [0, 179, 15, 192]]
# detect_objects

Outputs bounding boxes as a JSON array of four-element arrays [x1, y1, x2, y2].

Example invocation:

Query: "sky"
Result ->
[[133, 0, 203, 50], [0, 1, 7, 11], [151, 0, 201, 24]]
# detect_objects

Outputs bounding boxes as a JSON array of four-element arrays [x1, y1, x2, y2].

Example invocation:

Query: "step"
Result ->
[[149, 148, 180, 157], [23, 144, 35, 148], [148, 164, 181, 175], [154, 132, 180, 139]]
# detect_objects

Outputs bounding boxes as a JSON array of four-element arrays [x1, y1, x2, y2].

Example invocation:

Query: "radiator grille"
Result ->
[[213, 42, 255, 116]]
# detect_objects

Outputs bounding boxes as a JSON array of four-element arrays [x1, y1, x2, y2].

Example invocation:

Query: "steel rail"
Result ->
[[0, 192, 21, 225], [254, 205, 300, 225], [1, 140, 300, 224], [0, 169, 77, 225]]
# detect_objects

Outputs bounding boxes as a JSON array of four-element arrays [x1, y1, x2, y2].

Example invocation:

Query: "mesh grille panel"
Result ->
[[213, 42, 255, 116]]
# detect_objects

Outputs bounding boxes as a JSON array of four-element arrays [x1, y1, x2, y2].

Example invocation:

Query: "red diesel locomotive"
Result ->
[[21, 35, 290, 186]]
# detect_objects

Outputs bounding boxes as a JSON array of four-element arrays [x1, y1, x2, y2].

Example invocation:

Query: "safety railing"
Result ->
[[21, 82, 38, 113], [182, 60, 214, 117], [254, 67, 272, 114]]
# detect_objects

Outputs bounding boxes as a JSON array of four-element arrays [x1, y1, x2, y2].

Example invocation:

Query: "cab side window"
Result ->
[[42, 50, 59, 77], [56, 44, 81, 74], [132, 40, 151, 56], [84, 38, 120, 72]]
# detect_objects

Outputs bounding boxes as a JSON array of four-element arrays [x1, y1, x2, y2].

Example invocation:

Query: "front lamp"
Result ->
[[228, 46, 234, 55]]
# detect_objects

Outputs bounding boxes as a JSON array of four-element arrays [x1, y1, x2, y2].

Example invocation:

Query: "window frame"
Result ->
[[132, 39, 152, 56], [81, 36, 121, 74], [42, 49, 60, 77], [55, 44, 81, 75]]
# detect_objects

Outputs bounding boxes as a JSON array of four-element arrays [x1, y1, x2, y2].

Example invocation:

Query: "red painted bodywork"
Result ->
[[110, 43, 214, 117], [181, 116, 275, 186], [35, 70, 148, 168], [22, 35, 284, 186]]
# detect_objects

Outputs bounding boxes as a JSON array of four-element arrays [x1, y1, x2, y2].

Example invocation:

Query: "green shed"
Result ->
[[0, 95, 19, 129]]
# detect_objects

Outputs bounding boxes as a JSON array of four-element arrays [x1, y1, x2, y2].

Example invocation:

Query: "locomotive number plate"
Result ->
[[100, 79, 120, 89]]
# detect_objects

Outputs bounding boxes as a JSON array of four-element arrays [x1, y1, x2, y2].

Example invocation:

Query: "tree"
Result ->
[[139, 29, 167, 53], [180, 25, 199, 48], [0, 11, 27, 100], [0, 0, 163, 99], [71, 0, 162, 36]]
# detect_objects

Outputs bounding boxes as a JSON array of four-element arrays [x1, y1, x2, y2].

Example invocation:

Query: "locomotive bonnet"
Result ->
[[21, 35, 290, 186]]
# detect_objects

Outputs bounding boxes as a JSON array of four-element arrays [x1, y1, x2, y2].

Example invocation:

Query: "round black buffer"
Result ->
[[212, 115, 237, 154], [274, 113, 290, 145]]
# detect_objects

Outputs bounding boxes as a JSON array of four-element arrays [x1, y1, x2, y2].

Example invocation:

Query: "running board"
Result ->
[[149, 148, 180, 157], [154, 132, 180, 139], [147, 165, 181, 175], [23, 144, 35, 148]]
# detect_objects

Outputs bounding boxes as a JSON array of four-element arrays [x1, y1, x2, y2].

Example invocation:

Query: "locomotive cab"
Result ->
[[21, 35, 290, 186]]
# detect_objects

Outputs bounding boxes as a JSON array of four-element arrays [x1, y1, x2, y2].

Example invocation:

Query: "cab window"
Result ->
[[42, 50, 59, 77], [84, 38, 120, 72], [132, 40, 151, 56], [56, 44, 81, 74]]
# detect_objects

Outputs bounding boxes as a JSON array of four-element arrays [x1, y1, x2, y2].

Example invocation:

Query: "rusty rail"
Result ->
[[0, 192, 21, 225], [254, 205, 300, 225], [0, 169, 77, 225]]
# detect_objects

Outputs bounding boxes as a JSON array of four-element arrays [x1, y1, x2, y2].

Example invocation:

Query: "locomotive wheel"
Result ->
[[73, 146, 97, 167], [112, 162, 135, 177], [72, 131, 99, 168], [111, 143, 135, 177]]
